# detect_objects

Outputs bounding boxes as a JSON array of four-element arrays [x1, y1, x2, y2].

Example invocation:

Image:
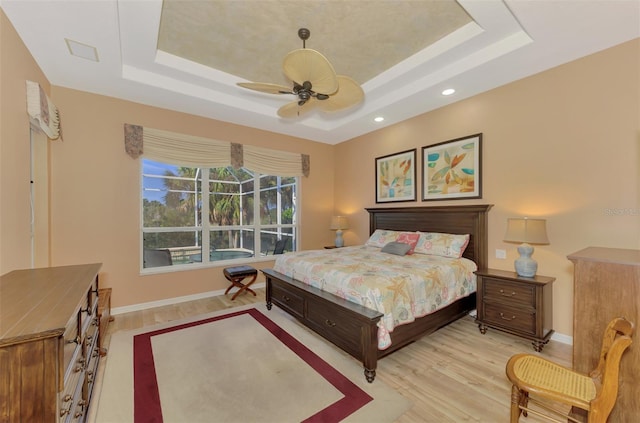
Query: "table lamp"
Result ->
[[330, 216, 348, 247], [504, 217, 549, 277]]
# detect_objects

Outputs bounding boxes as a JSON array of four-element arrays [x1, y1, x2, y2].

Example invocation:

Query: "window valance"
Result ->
[[26, 81, 63, 140], [124, 124, 309, 177]]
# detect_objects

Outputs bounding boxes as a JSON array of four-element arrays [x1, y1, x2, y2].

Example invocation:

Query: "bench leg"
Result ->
[[228, 273, 258, 300]]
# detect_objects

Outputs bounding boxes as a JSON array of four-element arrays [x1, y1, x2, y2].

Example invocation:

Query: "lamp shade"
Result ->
[[504, 218, 549, 245], [330, 216, 348, 230]]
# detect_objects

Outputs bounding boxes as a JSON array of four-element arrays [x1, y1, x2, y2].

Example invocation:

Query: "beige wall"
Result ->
[[334, 38, 640, 337], [0, 11, 50, 272], [2, 8, 638, 336]]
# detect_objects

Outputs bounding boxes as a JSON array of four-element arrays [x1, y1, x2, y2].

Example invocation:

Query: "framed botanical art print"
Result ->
[[375, 149, 416, 203], [422, 133, 482, 201]]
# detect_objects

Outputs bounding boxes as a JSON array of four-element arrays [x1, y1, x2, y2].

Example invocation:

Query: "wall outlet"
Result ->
[[495, 249, 507, 259]]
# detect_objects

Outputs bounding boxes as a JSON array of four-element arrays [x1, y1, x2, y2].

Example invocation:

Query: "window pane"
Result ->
[[240, 177, 255, 225], [280, 183, 295, 224], [260, 176, 278, 224], [209, 229, 255, 261], [209, 168, 240, 226], [143, 230, 202, 267], [260, 227, 295, 255], [142, 160, 200, 227]]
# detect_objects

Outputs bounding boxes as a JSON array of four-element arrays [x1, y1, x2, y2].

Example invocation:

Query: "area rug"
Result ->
[[94, 303, 411, 422]]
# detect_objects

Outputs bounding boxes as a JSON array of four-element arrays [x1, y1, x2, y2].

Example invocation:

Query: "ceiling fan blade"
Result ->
[[283, 49, 338, 95], [237, 82, 293, 95], [318, 76, 365, 112], [277, 98, 318, 118]]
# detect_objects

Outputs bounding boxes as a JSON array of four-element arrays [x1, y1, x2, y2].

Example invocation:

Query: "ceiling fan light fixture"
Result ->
[[237, 28, 364, 118]]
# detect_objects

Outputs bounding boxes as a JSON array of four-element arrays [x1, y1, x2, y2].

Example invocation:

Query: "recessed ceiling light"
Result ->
[[374, 116, 384, 122], [442, 88, 456, 96], [65, 38, 99, 62]]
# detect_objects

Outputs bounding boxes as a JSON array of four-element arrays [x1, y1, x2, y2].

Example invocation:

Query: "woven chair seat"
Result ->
[[513, 355, 596, 403]]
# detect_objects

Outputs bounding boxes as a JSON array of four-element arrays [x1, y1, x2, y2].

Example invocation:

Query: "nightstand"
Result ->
[[475, 268, 555, 352]]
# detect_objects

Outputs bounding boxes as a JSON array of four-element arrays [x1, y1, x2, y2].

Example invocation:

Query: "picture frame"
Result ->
[[422, 133, 482, 201], [375, 149, 416, 203]]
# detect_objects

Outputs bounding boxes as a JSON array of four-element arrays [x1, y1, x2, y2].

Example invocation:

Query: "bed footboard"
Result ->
[[263, 268, 383, 382]]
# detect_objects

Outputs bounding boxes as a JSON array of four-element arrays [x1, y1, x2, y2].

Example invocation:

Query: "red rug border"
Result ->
[[133, 307, 373, 423]]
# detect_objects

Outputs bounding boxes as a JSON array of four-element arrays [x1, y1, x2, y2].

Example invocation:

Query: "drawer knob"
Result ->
[[325, 319, 336, 327], [499, 289, 516, 297], [66, 335, 81, 345], [499, 312, 516, 321], [282, 295, 291, 302]]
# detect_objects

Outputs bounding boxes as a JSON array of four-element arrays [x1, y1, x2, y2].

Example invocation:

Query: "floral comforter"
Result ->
[[273, 245, 477, 350]]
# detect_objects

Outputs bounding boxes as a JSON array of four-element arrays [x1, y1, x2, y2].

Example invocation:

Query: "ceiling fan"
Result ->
[[237, 28, 364, 118]]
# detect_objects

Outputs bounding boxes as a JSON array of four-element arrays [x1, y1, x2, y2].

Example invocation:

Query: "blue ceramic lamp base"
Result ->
[[334, 229, 344, 247], [514, 243, 538, 277]]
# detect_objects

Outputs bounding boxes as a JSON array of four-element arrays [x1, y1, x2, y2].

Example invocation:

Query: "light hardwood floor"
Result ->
[[101, 287, 572, 422]]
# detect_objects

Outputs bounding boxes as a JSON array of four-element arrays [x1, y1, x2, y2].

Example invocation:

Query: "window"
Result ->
[[141, 159, 297, 269]]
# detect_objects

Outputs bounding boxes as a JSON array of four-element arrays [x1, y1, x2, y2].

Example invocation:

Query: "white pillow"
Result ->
[[365, 229, 401, 248], [414, 232, 470, 258]]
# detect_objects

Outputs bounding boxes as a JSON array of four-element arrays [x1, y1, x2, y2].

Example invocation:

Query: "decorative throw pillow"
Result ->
[[365, 229, 400, 248], [414, 232, 470, 258], [380, 241, 412, 256], [395, 232, 420, 255]]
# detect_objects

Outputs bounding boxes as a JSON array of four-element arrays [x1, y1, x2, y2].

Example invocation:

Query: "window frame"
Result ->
[[140, 161, 299, 273]]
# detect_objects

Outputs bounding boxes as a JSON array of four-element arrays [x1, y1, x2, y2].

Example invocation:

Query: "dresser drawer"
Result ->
[[306, 301, 363, 356], [271, 282, 305, 319], [483, 303, 536, 336], [483, 278, 535, 308]]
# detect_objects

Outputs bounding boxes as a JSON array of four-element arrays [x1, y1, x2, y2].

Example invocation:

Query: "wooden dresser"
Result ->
[[0, 263, 102, 423], [568, 247, 640, 421]]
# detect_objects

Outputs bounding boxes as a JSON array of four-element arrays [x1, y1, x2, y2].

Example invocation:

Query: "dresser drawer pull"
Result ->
[[325, 319, 336, 327], [66, 335, 81, 345], [499, 289, 516, 297], [281, 295, 291, 302], [499, 312, 516, 321], [74, 401, 86, 418]]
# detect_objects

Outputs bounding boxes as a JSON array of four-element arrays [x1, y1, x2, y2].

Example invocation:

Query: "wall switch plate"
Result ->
[[496, 249, 507, 259]]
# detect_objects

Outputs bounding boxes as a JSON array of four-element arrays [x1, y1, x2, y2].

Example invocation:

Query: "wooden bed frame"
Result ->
[[263, 204, 492, 382]]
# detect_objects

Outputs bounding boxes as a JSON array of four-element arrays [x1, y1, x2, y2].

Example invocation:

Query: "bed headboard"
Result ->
[[366, 205, 493, 271]]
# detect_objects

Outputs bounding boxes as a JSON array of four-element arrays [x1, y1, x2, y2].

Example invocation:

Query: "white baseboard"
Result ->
[[111, 282, 266, 315], [551, 331, 573, 345]]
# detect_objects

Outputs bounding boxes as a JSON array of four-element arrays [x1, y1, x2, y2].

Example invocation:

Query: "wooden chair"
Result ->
[[505, 317, 634, 423]]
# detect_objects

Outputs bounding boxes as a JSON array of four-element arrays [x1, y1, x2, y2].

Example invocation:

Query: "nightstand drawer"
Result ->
[[483, 303, 536, 335], [483, 278, 535, 308]]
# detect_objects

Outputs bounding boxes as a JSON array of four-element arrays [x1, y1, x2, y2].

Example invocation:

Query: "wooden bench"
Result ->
[[223, 265, 258, 300]]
